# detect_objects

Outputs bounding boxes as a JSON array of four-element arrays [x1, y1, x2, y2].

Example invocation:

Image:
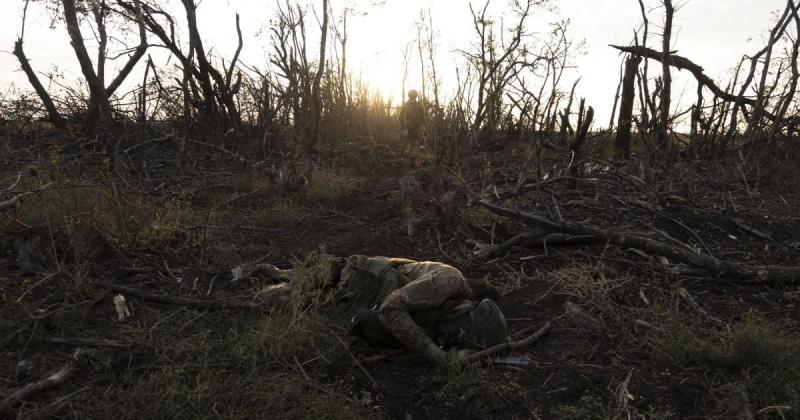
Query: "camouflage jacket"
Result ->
[[400, 100, 426, 129], [331, 255, 484, 355]]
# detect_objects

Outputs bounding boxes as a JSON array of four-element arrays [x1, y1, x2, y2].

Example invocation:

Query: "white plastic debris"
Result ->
[[231, 266, 243, 283], [113, 294, 131, 321]]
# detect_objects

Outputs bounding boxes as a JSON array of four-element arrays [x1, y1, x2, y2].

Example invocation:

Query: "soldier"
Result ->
[[400, 90, 426, 149], [259, 254, 508, 365]]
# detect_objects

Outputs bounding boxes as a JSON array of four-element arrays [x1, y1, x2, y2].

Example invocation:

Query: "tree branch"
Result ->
[[476, 199, 800, 284]]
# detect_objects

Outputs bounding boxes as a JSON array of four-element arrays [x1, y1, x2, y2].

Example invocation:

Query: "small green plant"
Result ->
[[134, 200, 189, 249], [47, 145, 64, 171]]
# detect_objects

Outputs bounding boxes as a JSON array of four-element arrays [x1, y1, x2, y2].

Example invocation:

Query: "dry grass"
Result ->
[[550, 263, 631, 310], [641, 304, 800, 416], [304, 168, 364, 201]]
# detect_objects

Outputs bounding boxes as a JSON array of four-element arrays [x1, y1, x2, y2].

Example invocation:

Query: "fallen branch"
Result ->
[[123, 131, 175, 154], [359, 349, 408, 365], [93, 281, 264, 310], [25, 385, 91, 420], [334, 334, 380, 390], [0, 172, 22, 193], [0, 182, 53, 212], [475, 199, 800, 284], [676, 287, 725, 326], [461, 320, 552, 364], [494, 177, 567, 201], [186, 139, 243, 161], [0, 349, 84, 414], [475, 230, 596, 259], [34, 336, 143, 349], [634, 319, 665, 332], [730, 217, 774, 241]]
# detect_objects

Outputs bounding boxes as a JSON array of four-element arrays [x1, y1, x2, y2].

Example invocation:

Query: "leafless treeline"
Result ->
[[8, 0, 800, 169], [612, 0, 800, 165]]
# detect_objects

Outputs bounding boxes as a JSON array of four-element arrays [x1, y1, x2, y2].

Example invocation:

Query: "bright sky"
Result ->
[[0, 0, 787, 124]]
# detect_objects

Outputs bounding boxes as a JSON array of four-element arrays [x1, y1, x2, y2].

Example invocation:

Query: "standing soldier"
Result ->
[[400, 90, 426, 151]]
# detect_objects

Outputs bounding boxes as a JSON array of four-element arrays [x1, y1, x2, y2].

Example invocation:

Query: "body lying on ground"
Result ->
[[255, 255, 508, 365]]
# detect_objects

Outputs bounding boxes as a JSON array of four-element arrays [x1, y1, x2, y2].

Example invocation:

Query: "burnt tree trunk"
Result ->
[[569, 101, 594, 177], [182, 0, 216, 121], [657, 0, 674, 152], [615, 54, 641, 159]]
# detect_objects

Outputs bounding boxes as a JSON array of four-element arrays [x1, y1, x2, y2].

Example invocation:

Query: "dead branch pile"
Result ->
[[474, 198, 800, 284]]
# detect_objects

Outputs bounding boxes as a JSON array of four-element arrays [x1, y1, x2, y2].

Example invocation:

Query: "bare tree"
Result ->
[[769, 2, 800, 142], [117, 0, 244, 130], [615, 54, 641, 159], [13, 0, 67, 128], [461, 0, 545, 136], [745, 0, 799, 141], [657, 0, 674, 152], [61, 0, 148, 136], [309, 0, 329, 151]]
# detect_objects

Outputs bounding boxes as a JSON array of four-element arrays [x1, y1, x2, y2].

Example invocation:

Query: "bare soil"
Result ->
[[2, 131, 799, 419]]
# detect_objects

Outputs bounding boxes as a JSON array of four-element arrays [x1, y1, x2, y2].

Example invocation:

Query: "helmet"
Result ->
[[408, 90, 418, 98], [438, 298, 508, 349]]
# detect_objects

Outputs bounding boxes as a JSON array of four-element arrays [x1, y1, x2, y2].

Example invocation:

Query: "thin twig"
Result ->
[[333, 334, 380, 390], [461, 320, 552, 364], [34, 336, 144, 349], [0, 349, 84, 414], [92, 281, 264, 310], [0, 182, 53, 212], [676, 287, 725, 326], [0, 172, 22, 193]]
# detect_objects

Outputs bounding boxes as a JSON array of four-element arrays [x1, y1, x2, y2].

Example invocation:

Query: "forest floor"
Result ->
[[1, 128, 800, 419]]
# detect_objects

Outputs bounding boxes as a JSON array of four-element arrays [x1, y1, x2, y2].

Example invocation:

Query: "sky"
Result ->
[[0, 0, 788, 124]]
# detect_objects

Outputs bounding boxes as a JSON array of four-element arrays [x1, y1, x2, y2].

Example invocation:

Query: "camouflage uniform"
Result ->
[[259, 254, 500, 360], [332, 255, 481, 357], [380, 261, 474, 355], [400, 99, 426, 147]]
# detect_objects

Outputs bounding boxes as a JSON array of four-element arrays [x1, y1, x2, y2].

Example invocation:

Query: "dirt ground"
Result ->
[[2, 131, 799, 419]]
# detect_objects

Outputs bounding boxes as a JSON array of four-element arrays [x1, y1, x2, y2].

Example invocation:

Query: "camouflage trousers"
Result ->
[[406, 126, 423, 147], [378, 262, 474, 354]]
